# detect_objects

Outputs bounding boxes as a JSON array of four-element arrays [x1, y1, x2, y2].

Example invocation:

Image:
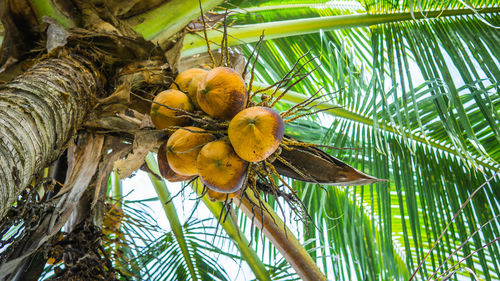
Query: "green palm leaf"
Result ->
[[134, 218, 234, 281], [32, 0, 499, 279], [188, 1, 500, 280]]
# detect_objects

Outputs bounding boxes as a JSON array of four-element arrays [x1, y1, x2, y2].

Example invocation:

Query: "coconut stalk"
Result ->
[[112, 170, 123, 210], [149, 153, 273, 280], [111, 170, 124, 261], [233, 189, 327, 281], [29, 0, 75, 27]]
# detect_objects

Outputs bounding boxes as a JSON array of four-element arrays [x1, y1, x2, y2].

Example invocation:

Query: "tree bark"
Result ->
[[0, 54, 102, 218]]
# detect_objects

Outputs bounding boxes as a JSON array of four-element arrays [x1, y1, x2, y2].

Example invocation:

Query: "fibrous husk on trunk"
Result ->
[[0, 53, 103, 220], [0, 133, 104, 279]]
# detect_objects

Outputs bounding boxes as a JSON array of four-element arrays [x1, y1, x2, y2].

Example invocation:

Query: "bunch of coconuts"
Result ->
[[151, 67, 284, 202]]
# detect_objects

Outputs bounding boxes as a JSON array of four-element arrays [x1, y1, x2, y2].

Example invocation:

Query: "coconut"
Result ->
[[166, 127, 215, 176], [150, 89, 194, 130], [197, 140, 248, 193], [206, 188, 240, 202], [170, 68, 207, 108], [197, 67, 247, 120], [158, 141, 196, 182], [228, 106, 284, 162]]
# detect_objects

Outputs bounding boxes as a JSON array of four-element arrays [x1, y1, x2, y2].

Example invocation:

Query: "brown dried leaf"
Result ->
[[114, 130, 166, 179], [57, 134, 105, 196], [117, 60, 172, 89], [97, 83, 130, 105], [275, 144, 385, 186], [91, 137, 131, 208], [164, 32, 185, 72], [140, 113, 154, 128], [84, 115, 140, 131]]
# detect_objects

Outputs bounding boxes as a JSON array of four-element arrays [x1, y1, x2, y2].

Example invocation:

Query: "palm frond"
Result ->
[[136, 217, 234, 281], [231, 3, 500, 280], [361, 0, 499, 13], [91, 1, 500, 280]]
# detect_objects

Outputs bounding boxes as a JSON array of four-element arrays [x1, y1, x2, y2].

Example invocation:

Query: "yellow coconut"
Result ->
[[170, 68, 207, 108], [228, 106, 284, 162], [166, 127, 215, 176], [197, 140, 248, 193], [197, 67, 247, 120], [158, 141, 196, 182], [150, 89, 194, 130]]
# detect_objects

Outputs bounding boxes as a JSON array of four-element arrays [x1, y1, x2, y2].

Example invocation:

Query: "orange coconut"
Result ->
[[158, 141, 196, 182], [197, 67, 247, 120], [170, 68, 207, 108], [228, 106, 284, 162], [166, 127, 215, 176], [206, 188, 240, 202], [197, 140, 248, 193], [150, 89, 194, 130]]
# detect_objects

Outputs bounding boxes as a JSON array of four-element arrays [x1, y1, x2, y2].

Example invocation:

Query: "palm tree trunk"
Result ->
[[0, 54, 102, 218]]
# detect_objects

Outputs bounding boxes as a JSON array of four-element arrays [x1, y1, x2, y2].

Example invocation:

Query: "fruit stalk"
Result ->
[[234, 190, 327, 281]]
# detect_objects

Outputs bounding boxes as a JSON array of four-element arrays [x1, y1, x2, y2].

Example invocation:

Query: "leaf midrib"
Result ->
[[252, 82, 499, 170], [180, 7, 500, 56]]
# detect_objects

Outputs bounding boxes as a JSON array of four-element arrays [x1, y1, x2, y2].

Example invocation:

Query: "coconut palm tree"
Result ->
[[0, 0, 498, 280]]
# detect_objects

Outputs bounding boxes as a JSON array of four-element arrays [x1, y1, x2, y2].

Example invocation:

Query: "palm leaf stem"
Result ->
[[233, 189, 327, 281], [145, 153, 198, 281], [251, 82, 498, 170], [128, 0, 224, 40], [112, 170, 123, 209], [227, 1, 365, 13], [29, 0, 75, 27], [111, 170, 123, 258], [28, 0, 223, 43], [191, 182, 272, 281], [180, 7, 500, 56]]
